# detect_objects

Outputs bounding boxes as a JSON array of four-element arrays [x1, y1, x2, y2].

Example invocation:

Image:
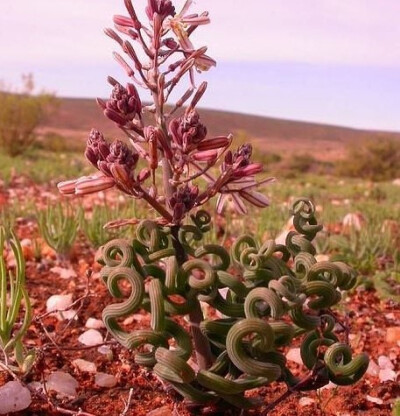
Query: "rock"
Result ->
[[286, 348, 303, 365], [50, 266, 77, 279], [299, 397, 315, 407], [95, 373, 117, 388], [98, 345, 113, 358], [28, 381, 43, 393], [378, 355, 394, 370], [78, 329, 103, 346], [46, 294, 77, 321], [385, 313, 396, 321], [146, 406, 171, 416], [386, 327, 400, 344], [47, 371, 79, 398], [366, 395, 383, 405], [379, 368, 397, 382], [85, 317, 105, 329], [366, 359, 380, 377], [0, 381, 32, 414], [317, 381, 337, 391], [72, 359, 97, 373]]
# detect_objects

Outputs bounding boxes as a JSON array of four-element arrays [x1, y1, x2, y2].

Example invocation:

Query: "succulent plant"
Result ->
[[58, 0, 369, 410]]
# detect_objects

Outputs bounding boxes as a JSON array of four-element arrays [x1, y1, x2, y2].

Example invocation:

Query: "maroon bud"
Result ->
[[145, 0, 175, 21], [104, 108, 127, 126], [113, 52, 135, 77], [232, 163, 263, 179], [124, 0, 142, 30], [96, 98, 107, 110], [163, 38, 178, 49], [137, 168, 151, 183], [113, 15, 135, 27], [224, 151, 233, 165], [85, 129, 110, 168], [197, 136, 230, 152], [104, 28, 124, 47]]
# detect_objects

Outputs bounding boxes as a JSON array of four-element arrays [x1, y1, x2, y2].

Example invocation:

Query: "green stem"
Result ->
[[170, 226, 214, 370]]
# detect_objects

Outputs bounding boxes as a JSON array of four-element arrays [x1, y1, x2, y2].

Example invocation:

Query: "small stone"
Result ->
[[95, 373, 117, 388], [46, 294, 77, 321], [46, 294, 73, 313], [286, 348, 303, 365], [0, 381, 32, 414], [50, 266, 77, 279], [366, 395, 383, 405], [85, 317, 105, 329], [299, 397, 315, 407], [78, 329, 103, 346], [386, 327, 400, 344], [317, 381, 337, 392], [72, 359, 97, 373], [97, 345, 113, 358], [378, 355, 394, 370], [146, 405, 171, 416], [379, 368, 397, 382], [28, 381, 43, 393], [366, 359, 380, 377], [47, 371, 79, 398]]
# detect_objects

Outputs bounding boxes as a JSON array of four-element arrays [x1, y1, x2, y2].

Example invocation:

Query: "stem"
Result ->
[[137, 186, 173, 222], [170, 226, 214, 370]]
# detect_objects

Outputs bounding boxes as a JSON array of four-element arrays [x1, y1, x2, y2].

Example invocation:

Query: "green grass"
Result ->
[[0, 151, 399, 301], [0, 149, 89, 185]]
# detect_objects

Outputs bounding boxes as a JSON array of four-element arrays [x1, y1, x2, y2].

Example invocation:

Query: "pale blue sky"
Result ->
[[1, 1, 399, 131]]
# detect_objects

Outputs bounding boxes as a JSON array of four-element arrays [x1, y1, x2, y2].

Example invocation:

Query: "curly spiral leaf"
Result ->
[[324, 343, 369, 385], [98, 200, 368, 409], [226, 318, 281, 379]]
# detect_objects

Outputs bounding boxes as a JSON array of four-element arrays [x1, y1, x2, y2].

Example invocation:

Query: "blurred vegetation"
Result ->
[[336, 137, 400, 181], [0, 74, 58, 157], [0, 149, 89, 185], [33, 131, 86, 153]]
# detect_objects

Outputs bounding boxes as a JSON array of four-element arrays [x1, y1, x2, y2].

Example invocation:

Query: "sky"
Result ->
[[1, 0, 400, 131]]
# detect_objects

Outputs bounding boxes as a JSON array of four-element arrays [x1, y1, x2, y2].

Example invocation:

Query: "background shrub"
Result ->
[[0, 74, 58, 157], [336, 138, 400, 181]]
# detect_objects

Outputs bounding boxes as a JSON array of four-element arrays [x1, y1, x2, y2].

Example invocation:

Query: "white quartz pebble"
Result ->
[[85, 317, 105, 329], [78, 329, 103, 346], [47, 371, 79, 398], [286, 348, 303, 365], [95, 373, 117, 388], [0, 381, 32, 414], [72, 359, 97, 373]]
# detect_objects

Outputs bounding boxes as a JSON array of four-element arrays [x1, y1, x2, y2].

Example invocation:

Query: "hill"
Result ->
[[41, 97, 400, 161]]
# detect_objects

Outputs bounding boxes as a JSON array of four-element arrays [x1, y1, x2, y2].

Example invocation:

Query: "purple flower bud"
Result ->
[[137, 168, 151, 183], [170, 184, 199, 221], [169, 110, 207, 152], [163, 38, 178, 49], [232, 163, 263, 179], [113, 15, 135, 27], [107, 140, 138, 171], [104, 83, 142, 127], [145, 0, 175, 21], [85, 129, 110, 168]]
